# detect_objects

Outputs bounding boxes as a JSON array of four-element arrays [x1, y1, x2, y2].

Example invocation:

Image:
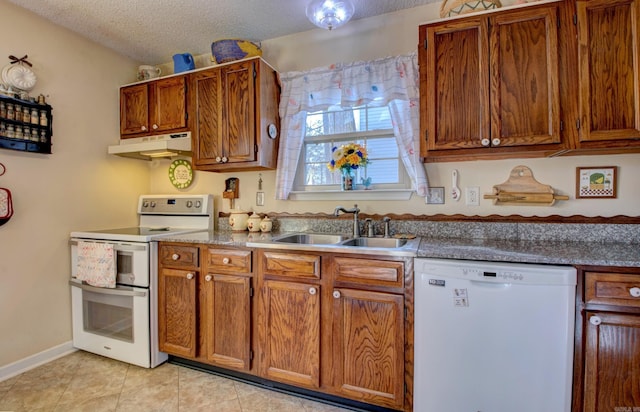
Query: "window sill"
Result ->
[[288, 189, 414, 201]]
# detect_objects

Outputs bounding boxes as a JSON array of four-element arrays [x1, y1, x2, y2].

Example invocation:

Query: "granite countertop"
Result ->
[[161, 231, 640, 268]]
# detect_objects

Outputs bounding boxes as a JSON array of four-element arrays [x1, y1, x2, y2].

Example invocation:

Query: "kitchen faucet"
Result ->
[[334, 204, 360, 238]]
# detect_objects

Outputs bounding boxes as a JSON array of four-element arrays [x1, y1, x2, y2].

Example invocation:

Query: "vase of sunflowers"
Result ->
[[327, 143, 369, 191]]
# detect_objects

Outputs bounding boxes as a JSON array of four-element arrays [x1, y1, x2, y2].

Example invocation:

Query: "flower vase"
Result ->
[[341, 169, 355, 191]]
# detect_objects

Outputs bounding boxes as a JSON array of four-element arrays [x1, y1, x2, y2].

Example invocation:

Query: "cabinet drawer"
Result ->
[[206, 248, 252, 274], [261, 251, 321, 280], [333, 257, 404, 289], [585, 272, 640, 308], [159, 244, 199, 268]]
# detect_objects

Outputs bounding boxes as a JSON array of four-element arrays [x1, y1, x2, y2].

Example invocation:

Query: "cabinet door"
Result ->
[[331, 288, 404, 410], [259, 280, 320, 389], [490, 5, 561, 147], [192, 68, 224, 167], [120, 83, 149, 136], [151, 76, 187, 133], [577, 0, 640, 143], [222, 61, 256, 164], [583, 311, 640, 411], [158, 267, 197, 358], [421, 18, 490, 152], [203, 273, 252, 371]]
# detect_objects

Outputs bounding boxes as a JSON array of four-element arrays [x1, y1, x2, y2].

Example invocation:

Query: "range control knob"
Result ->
[[150, 201, 156, 208], [186, 200, 193, 208], [195, 200, 202, 208], [142, 201, 149, 208]]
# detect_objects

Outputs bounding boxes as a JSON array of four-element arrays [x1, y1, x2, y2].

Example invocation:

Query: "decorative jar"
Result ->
[[247, 213, 262, 232]]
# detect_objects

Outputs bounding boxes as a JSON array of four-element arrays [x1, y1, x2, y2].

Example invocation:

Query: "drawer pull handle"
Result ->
[[630, 287, 640, 298], [589, 316, 602, 326], [205, 274, 212, 282], [186, 273, 194, 280], [222, 257, 230, 264], [333, 290, 341, 299], [172, 253, 180, 261], [309, 287, 317, 295]]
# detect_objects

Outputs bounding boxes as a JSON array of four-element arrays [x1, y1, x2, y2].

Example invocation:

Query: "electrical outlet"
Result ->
[[466, 187, 480, 206]]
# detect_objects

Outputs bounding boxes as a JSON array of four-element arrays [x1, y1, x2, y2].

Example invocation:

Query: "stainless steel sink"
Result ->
[[340, 237, 407, 248], [246, 232, 420, 257], [272, 233, 348, 245]]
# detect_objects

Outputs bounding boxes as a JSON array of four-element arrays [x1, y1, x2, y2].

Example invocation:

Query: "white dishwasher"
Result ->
[[414, 258, 576, 412]]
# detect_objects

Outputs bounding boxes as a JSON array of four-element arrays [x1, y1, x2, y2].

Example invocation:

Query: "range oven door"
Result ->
[[69, 279, 154, 368]]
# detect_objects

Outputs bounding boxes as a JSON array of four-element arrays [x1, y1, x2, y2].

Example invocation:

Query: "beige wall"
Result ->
[[0, 1, 149, 367], [2, 0, 638, 371], [151, 2, 640, 218]]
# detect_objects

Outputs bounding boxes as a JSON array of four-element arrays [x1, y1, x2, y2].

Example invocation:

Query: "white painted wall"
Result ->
[[0, 0, 149, 367], [151, 3, 640, 218]]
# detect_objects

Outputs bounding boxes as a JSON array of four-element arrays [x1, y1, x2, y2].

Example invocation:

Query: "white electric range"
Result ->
[[69, 194, 213, 368]]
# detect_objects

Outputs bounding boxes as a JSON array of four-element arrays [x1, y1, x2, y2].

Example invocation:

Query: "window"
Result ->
[[293, 105, 409, 192]]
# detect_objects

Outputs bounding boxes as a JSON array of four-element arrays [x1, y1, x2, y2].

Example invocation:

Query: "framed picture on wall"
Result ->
[[576, 166, 617, 199], [426, 187, 445, 204]]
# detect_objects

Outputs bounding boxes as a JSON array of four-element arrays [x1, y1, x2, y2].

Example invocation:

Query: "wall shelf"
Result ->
[[0, 95, 52, 154]]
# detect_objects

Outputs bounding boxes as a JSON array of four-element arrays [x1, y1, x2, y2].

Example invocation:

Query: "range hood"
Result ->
[[108, 132, 191, 160]]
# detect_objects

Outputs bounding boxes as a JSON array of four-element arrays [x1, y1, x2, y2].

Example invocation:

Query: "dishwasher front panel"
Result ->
[[414, 258, 576, 412]]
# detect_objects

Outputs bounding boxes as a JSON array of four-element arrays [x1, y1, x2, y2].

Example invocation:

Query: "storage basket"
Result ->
[[210, 39, 262, 64], [440, 0, 501, 18]]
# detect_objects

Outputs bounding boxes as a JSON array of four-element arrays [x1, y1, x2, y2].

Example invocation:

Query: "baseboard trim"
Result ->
[[0, 341, 76, 382]]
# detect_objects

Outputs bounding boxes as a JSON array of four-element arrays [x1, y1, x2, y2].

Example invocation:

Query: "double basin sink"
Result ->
[[246, 232, 420, 256]]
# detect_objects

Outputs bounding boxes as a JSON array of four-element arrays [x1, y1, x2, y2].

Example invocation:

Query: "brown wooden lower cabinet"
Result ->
[[574, 268, 640, 412], [158, 243, 412, 411], [331, 288, 405, 410]]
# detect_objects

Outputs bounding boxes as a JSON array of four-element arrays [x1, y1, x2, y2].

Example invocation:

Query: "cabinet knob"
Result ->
[[481, 138, 490, 147], [205, 274, 212, 282], [630, 287, 640, 298], [589, 316, 602, 326], [309, 287, 317, 295], [492, 138, 501, 146], [186, 273, 194, 280], [333, 290, 341, 299], [141, 125, 147, 131], [221, 156, 228, 163], [222, 257, 230, 264], [152, 124, 159, 130], [171, 253, 180, 261], [215, 156, 222, 162]]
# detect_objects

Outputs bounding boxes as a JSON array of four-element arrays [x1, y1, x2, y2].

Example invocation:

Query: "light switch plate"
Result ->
[[256, 192, 265, 206]]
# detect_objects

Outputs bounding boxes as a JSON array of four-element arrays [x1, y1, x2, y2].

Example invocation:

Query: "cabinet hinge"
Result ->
[[404, 306, 408, 319], [250, 287, 254, 297], [576, 119, 581, 130], [254, 144, 259, 153], [250, 350, 254, 360], [573, 14, 578, 25], [424, 38, 427, 49], [560, 120, 564, 131]]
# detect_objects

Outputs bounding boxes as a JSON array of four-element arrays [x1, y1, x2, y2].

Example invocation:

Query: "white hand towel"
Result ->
[[76, 241, 116, 288]]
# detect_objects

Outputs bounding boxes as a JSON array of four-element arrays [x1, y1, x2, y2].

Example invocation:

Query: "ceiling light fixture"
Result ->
[[306, 0, 355, 31]]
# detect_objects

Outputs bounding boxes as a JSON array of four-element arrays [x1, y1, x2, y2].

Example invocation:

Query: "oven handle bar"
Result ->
[[69, 239, 147, 251], [69, 280, 147, 297]]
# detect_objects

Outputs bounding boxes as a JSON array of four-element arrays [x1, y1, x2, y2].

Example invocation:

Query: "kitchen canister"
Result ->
[[228, 210, 249, 231], [247, 213, 262, 232], [260, 216, 273, 233]]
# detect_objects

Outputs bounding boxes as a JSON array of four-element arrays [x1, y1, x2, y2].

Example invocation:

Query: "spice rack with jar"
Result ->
[[0, 95, 52, 154]]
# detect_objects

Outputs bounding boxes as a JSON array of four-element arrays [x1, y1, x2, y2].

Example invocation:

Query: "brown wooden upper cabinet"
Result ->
[[120, 76, 188, 138], [190, 57, 280, 172], [419, 2, 571, 161], [575, 0, 640, 149]]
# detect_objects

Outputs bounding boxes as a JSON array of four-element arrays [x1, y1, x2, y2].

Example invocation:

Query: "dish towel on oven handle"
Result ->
[[76, 241, 116, 288]]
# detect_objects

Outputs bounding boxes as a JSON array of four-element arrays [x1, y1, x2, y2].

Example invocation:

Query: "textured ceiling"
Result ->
[[8, 0, 439, 65]]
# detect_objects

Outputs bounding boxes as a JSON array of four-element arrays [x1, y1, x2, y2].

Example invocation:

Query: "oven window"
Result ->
[[82, 289, 134, 343]]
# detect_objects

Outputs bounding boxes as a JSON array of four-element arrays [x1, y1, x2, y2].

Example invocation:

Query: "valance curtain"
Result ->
[[275, 52, 429, 200]]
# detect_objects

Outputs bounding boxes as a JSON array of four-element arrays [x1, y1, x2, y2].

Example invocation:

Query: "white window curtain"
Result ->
[[275, 52, 429, 200]]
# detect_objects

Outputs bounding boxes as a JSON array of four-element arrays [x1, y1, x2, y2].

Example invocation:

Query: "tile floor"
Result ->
[[0, 351, 354, 412]]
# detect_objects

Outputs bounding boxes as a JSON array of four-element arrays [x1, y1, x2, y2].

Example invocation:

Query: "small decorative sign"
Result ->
[[168, 159, 193, 189], [576, 166, 617, 199], [426, 187, 445, 204]]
